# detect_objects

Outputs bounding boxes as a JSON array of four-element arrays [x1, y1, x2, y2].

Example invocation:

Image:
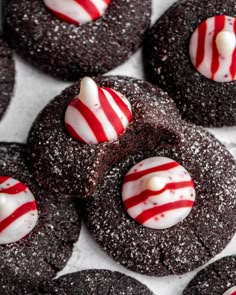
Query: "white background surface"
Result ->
[[2, 1, 236, 294]]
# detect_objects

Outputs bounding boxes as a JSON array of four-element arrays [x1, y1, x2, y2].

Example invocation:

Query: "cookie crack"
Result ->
[[158, 247, 173, 274], [192, 229, 212, 258]]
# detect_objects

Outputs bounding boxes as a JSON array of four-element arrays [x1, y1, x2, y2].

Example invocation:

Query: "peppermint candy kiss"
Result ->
[[43, 0, 111, 25], [223, 286, 236, 295], [122, 157, 195, 229], [65, 77, 132, 144], [189, 15, 236, 82], [0, 176, 38, 245]]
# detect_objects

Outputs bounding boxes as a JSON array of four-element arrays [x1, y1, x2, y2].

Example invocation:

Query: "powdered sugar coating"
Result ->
[[0, 38, 15, 120], [183, 256, 236, 294], [5, 0, 151, 80], [83, 124, 236, 276], [143, 0, 236, 126], [28, 76, 182, 197], [42, 269, 154, 294], [0, 143, 81, 295]]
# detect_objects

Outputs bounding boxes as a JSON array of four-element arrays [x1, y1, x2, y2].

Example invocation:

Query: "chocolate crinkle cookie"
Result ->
[[0, 37, 14, 119], [27, 76, 182, 197], [4, 0, 151, 80], [143, 0, 236, 127], [27, 74, 236, 276], [0, 143, 81, 295], [39, 269, 154, 295], [183, 256, 236, 295], [82, 123, 236, 276]]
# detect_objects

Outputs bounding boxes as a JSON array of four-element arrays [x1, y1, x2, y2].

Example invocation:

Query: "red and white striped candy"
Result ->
[[0, 176, 38, 245], [223, 287, 236, 295], [43, 0, 111, 25], [122, 157, 195, 229], [65, 77, 132, 144], [189, 15, 236, 82]]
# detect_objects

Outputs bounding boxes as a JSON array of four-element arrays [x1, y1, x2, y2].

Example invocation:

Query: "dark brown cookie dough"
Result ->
[[0, 37, 14, 119], [143, 0, 236, 127], [5, 0, 151, 81], [183, 256, 236, 295], [40, 269, 154, 295], [0, 143, 81, 295], [82, 124, 236, 276], [27, 76, 183, 197]]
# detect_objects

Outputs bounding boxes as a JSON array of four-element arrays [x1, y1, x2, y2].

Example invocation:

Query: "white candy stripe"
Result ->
[[0, 177, 38, 245], [223, 286, 236, 295], [89, 0, 108, 14], [123, 165, 189, 201], [198, 16, 214, 80], [127, 186, 194, 217], [65, 77, 132, 144], [81, 89, 119, 141], [0, 189, 33, 221], [44, 0, 88, 23], [215, 18, 235, 81], [125, 157, 176, 175], [102, 88, 131, 129], [189, 15, 236, 82], [122, 157, 195, 229], [44, 0, 110, 25], [0, 209, 38, 245], [65, 105, 98, 144], [0, 177, 20, 190]]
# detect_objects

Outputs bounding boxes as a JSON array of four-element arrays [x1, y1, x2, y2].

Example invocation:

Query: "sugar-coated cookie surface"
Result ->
[[5, 0, 151, 80], [27, 76, 182, 197], [183, 256, 236, 295], [83, 124, 236, 276], [40, 269, 155, 295], [0, 143, 81, 295], [0, 37, 14, 120], [143, 0, 236, 127]]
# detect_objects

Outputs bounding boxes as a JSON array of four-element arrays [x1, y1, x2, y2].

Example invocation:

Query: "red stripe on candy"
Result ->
[[0, 176, 10, 184], [211, 15, 226, 79], [102, 0, 111, 4], [70, 99, 108, 143], [0, 182, 28, 194], [0, 201, 37, 233], [103, 87, 132, 121], [74, 0, 101, 20], [135, 200, 194, 224], [47, 7, 80, 25], [65, 123, 86, 143], [230, 19, 236, 80], [124, 161, 180, 183], [98, 87, 125, 136], [196, 20, 207, 68], [124, 180, 195, 210]]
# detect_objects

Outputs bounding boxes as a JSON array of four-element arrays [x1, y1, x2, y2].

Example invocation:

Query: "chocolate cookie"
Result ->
[[0, 143, 81, 295], [82, 123, 236, 276], [183, 256, 236, 295], [143, 0, 236, 127], [5, 0, 151, 81], [27, 76, 182, 197], [40, 269, 154, 294], [0, 37, 14, 119]]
